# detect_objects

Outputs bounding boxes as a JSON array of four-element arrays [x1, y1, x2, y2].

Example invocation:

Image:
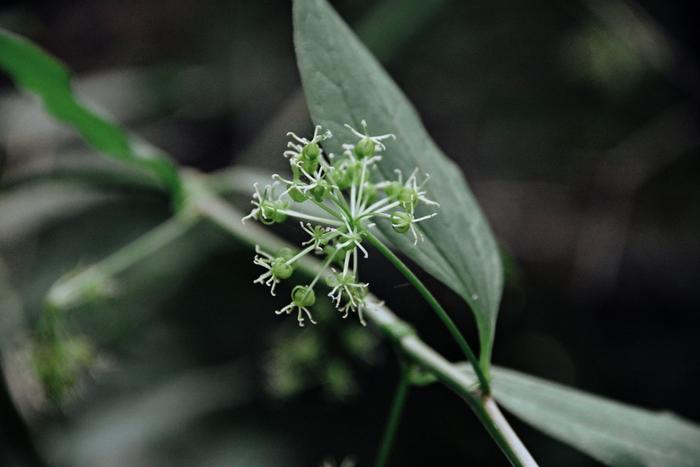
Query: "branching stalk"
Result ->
[[40, 173, 536, 466], [188, 181, 535, 466], [374, 365, 410, 467]]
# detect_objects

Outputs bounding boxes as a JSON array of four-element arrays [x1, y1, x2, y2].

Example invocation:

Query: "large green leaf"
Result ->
[[489, 366, 700, 466], [0, 28, 182, 205], [293, 0, 503, 365]]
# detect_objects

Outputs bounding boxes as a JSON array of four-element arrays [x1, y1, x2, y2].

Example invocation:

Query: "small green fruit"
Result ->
[[384, 181, 402, 199], [271, 258, 293, 280], [398, 187, 419, 211], [292, 285, 316, 307], [303, 142, 320, 160], [311, 180, 329, 201], [288, 186, 307, 203], [391, 211, 412, 234], [354, 137, 375, 158]]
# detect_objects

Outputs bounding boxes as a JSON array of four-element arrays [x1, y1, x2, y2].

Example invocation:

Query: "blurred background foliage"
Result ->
[[0, 0, 698, 465]]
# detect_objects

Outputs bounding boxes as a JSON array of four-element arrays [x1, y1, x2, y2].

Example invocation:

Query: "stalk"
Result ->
[[47, 215, 195, 309], [43, 174, 536, 466], [364, 231, 491, 394], [374, 366, 410, 467], [191, 185, 535, 466]]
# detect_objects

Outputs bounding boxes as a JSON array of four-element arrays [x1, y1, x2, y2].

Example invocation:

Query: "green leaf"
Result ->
[[489, 366, 700, 466], [0, 28, 182, 206], [293, 0, 503, 365]]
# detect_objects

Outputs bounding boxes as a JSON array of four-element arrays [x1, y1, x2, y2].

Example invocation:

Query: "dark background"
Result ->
[[0, 0, 698, 465]]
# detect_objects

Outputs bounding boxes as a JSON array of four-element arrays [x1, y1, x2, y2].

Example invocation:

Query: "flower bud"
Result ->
[[299, 157, 319, 174], [271, 258, 293, 280], [384, 181, 402, 199], [292, 285, 316, 307], [302, 142, 320, 160], [311, 179, 329, 202], [330, 161, 354, 190], [325, 273, 340, 288], [288, 186, 307, 203], [398, 187, 419, 211], [391, 211, 412, 234], [260, 200, 288, 225], [354, 137, 375, 158]]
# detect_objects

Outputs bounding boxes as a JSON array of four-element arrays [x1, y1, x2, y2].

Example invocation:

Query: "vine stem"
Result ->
[[396, 329, 536, 467], [364, 231, 491, 395], [42, 173, 536, 466], [47, 215, 196, 310], [374, 364, 410, 467], [189, 183, 536, 466]]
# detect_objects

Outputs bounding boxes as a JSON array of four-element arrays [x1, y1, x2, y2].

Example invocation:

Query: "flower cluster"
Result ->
[[243, 120, 438, 326]]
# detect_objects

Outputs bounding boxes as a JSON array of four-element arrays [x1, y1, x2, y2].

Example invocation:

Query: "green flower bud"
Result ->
[[354, 137, 375, 158], [325, 273, 340, 288], [292, 285, 316, 307], [311, 179, 329, 202], [398, 187, 419, 211], [271, 258, 293, 280], [391, 211, 412, 234], [330, 163, 354, 190], [260, 200, 288, 225], [301, 157, 319, 174], [272, 211, 287, 223], [349, 283, 368, 301], [302, 142, 320, 160], [384, 181, 402, 199], [288, 186, 307, 203]]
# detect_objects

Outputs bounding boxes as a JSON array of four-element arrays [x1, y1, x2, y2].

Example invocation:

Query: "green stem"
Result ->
[[396, 331, 536, 467], [364, 231, 491, 394], [279, 208, 343, 226], [46, 175, 534, 466], [308, 197, 345, 221], [46, 215, 196, 309], [374, 364, 410, 467]]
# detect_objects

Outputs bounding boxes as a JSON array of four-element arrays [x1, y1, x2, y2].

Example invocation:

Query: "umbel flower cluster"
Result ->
[[242, 120, 439, 326]]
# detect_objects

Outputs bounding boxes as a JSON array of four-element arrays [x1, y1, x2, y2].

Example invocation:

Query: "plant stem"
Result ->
[[49, 174, 535, 466], [188, 185, 533, 464], [374, 365, 410, 467], [364, 231, 491, 395], [395, 330, 536, 467], [46, 215, 196, 309], [480, 396, 537, 466], [280, 208, 343, 226]]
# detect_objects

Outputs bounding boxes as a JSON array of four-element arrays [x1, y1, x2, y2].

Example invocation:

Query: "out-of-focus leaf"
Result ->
[[45, 364, 257, 467], [451, 365, 700, 466], [0, 28, 181, 204], [0, 183, 115, 244], [0, 151, 163, 194], [293, 0, 503, 365]]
